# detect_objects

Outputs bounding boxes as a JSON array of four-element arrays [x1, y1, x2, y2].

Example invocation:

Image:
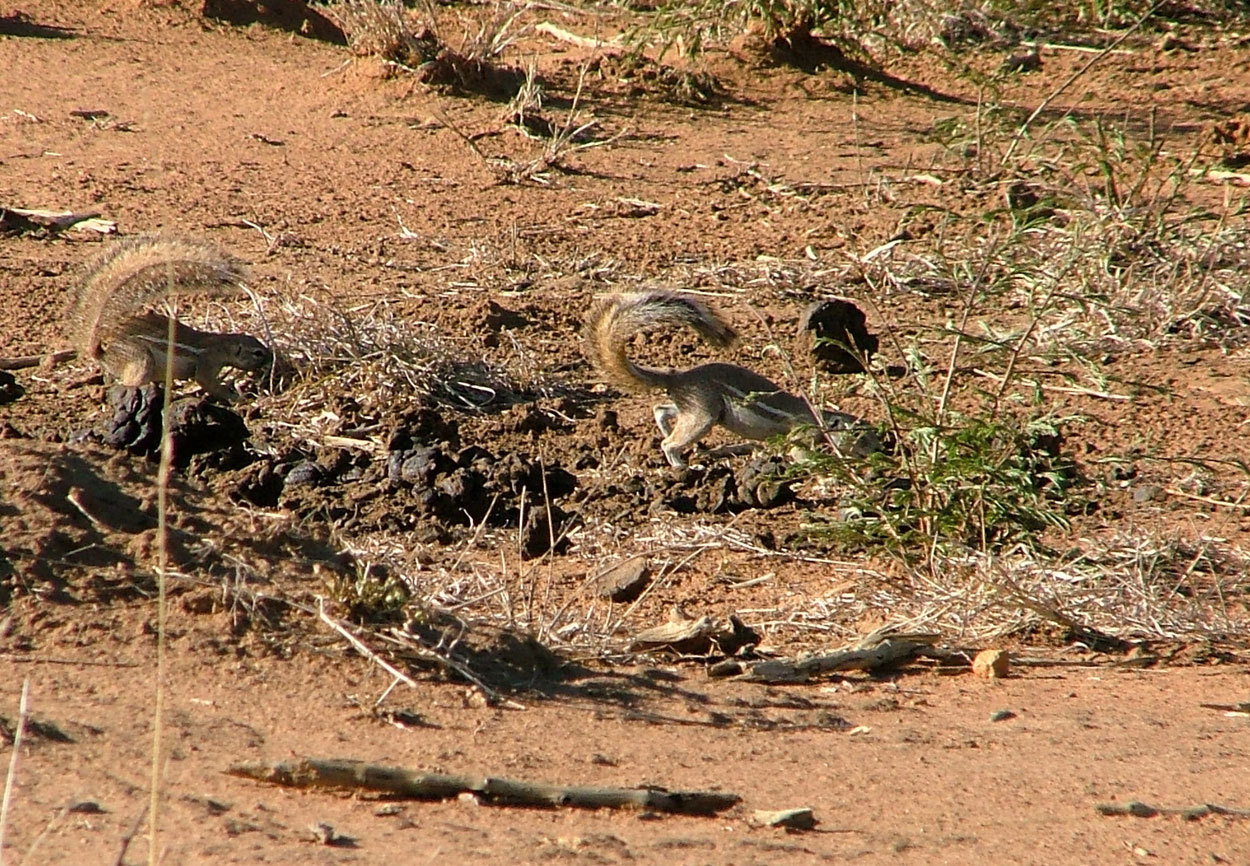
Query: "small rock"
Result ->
[[505, 403, 573, 437], [751, 808, 818, 830], [183, 795, 231, 816], [1156, 32, 1194, 52], [167, 398, 251, 469], [388, 445, 445, 486], [68, 801, 106, 814], [519, 502, 572, 560], [592, 555, 651, 603], [284, 460, 322, 488], [476, 299, 532, 349], [387, 405, 461, 451], [1132, 484, 1164, 503], [972, 648, 1010, 680], [378, 707, 430, 728], [308, 822, 355, 847], [989, 709, 1017, 722], [1112, 463, 1139, 481], [735, 455, 793, 509], [1001, 46, 1041, 72], [595, 407, 619, 431], [228, 460, 284, 508], [180, 590, 219, 615]]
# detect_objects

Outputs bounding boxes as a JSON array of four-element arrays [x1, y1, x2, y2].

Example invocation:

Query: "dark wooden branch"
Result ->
[[0, 350, 75, 371], [712, 630, 941, 683], [1097, 801, 1250, 819], [227, 758, 740, 816]]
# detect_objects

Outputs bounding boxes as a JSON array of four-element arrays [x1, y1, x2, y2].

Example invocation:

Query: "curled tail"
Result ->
[[73, 235, 247, 360], [583, 291, 737, 392]]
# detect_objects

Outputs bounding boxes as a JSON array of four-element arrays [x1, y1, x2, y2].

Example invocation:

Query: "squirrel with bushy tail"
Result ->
[[584, 290, 877, 468], [68, 234, 271, 400]]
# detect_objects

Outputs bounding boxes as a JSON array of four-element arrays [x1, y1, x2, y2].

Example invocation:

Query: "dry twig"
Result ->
[[228, 758, 740, 815], [1097, 801, 1250, 820]]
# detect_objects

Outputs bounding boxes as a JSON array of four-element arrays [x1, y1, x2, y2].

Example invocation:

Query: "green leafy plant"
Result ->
[[799, 409, 1079, 558], [326, 562, 410, 623]]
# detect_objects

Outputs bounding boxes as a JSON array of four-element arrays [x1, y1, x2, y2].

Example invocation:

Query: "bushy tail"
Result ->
[[583, 291, 737, 392], [73, 235, 247, 359]]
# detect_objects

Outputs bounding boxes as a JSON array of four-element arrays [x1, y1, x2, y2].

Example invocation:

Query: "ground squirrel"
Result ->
[[69, 235, 271, 400], [584, 291, 875, 468]]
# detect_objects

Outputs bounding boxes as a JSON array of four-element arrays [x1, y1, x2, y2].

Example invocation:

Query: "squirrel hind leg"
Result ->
[[109, 343, 158, 388], [653, 403, 678, 437], [660, 410, 716, 469]]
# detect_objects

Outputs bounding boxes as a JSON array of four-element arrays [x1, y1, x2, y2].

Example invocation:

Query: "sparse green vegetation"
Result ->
[[796, 407, 1080, 559], [326, 561, 410, 623], [742, 59, 1249, 612]]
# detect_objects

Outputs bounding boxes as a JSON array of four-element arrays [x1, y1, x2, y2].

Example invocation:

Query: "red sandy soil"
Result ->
[[1, 2, 1249, 863]]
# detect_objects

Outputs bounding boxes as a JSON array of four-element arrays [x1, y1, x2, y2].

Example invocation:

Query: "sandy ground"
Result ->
[[2, 2, 1249, 863]]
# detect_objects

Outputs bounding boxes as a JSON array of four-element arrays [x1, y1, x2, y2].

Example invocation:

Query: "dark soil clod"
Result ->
[[102, 385, 252, 469], [0, 370, 23, 405], [647, 455, 796, 516], [797, 298, 878, 374], [593, 554, 652, 603]]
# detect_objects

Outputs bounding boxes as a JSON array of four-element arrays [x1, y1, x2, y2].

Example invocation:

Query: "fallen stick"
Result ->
[[227, 758, 740, 816], [535, 21, 624, 53], [317, 600, 418, 690], [0, 349, 76, 371], [1096, 801, 1250, 820], [0, 206, 115, 234], [713, 630, 940, 683]]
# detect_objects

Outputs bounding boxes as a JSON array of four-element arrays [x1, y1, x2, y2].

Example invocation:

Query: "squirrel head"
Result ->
[[226, 336, 272, 372]]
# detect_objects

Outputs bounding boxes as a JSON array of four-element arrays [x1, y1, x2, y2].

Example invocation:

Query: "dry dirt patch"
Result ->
[[2, 1, 1250, 863]]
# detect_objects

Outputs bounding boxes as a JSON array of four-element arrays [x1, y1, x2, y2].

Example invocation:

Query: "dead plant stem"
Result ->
[[317, 598, 418, 689], [1001, 3, 1160, 167], [148, 283, 178, 866], [991, 249, 1080, 416], [113, 805, 150, 866], [935, 230, 1005, 435], [0, 678, 30, 866]]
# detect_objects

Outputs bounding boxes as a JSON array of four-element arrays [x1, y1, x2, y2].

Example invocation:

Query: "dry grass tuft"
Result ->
[[329, 0, 440, 67], [328, 0, 526, 89], [761, 530, 1250, 647], [911, 532, 1250, 644], [232, 290, 580, 446]]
